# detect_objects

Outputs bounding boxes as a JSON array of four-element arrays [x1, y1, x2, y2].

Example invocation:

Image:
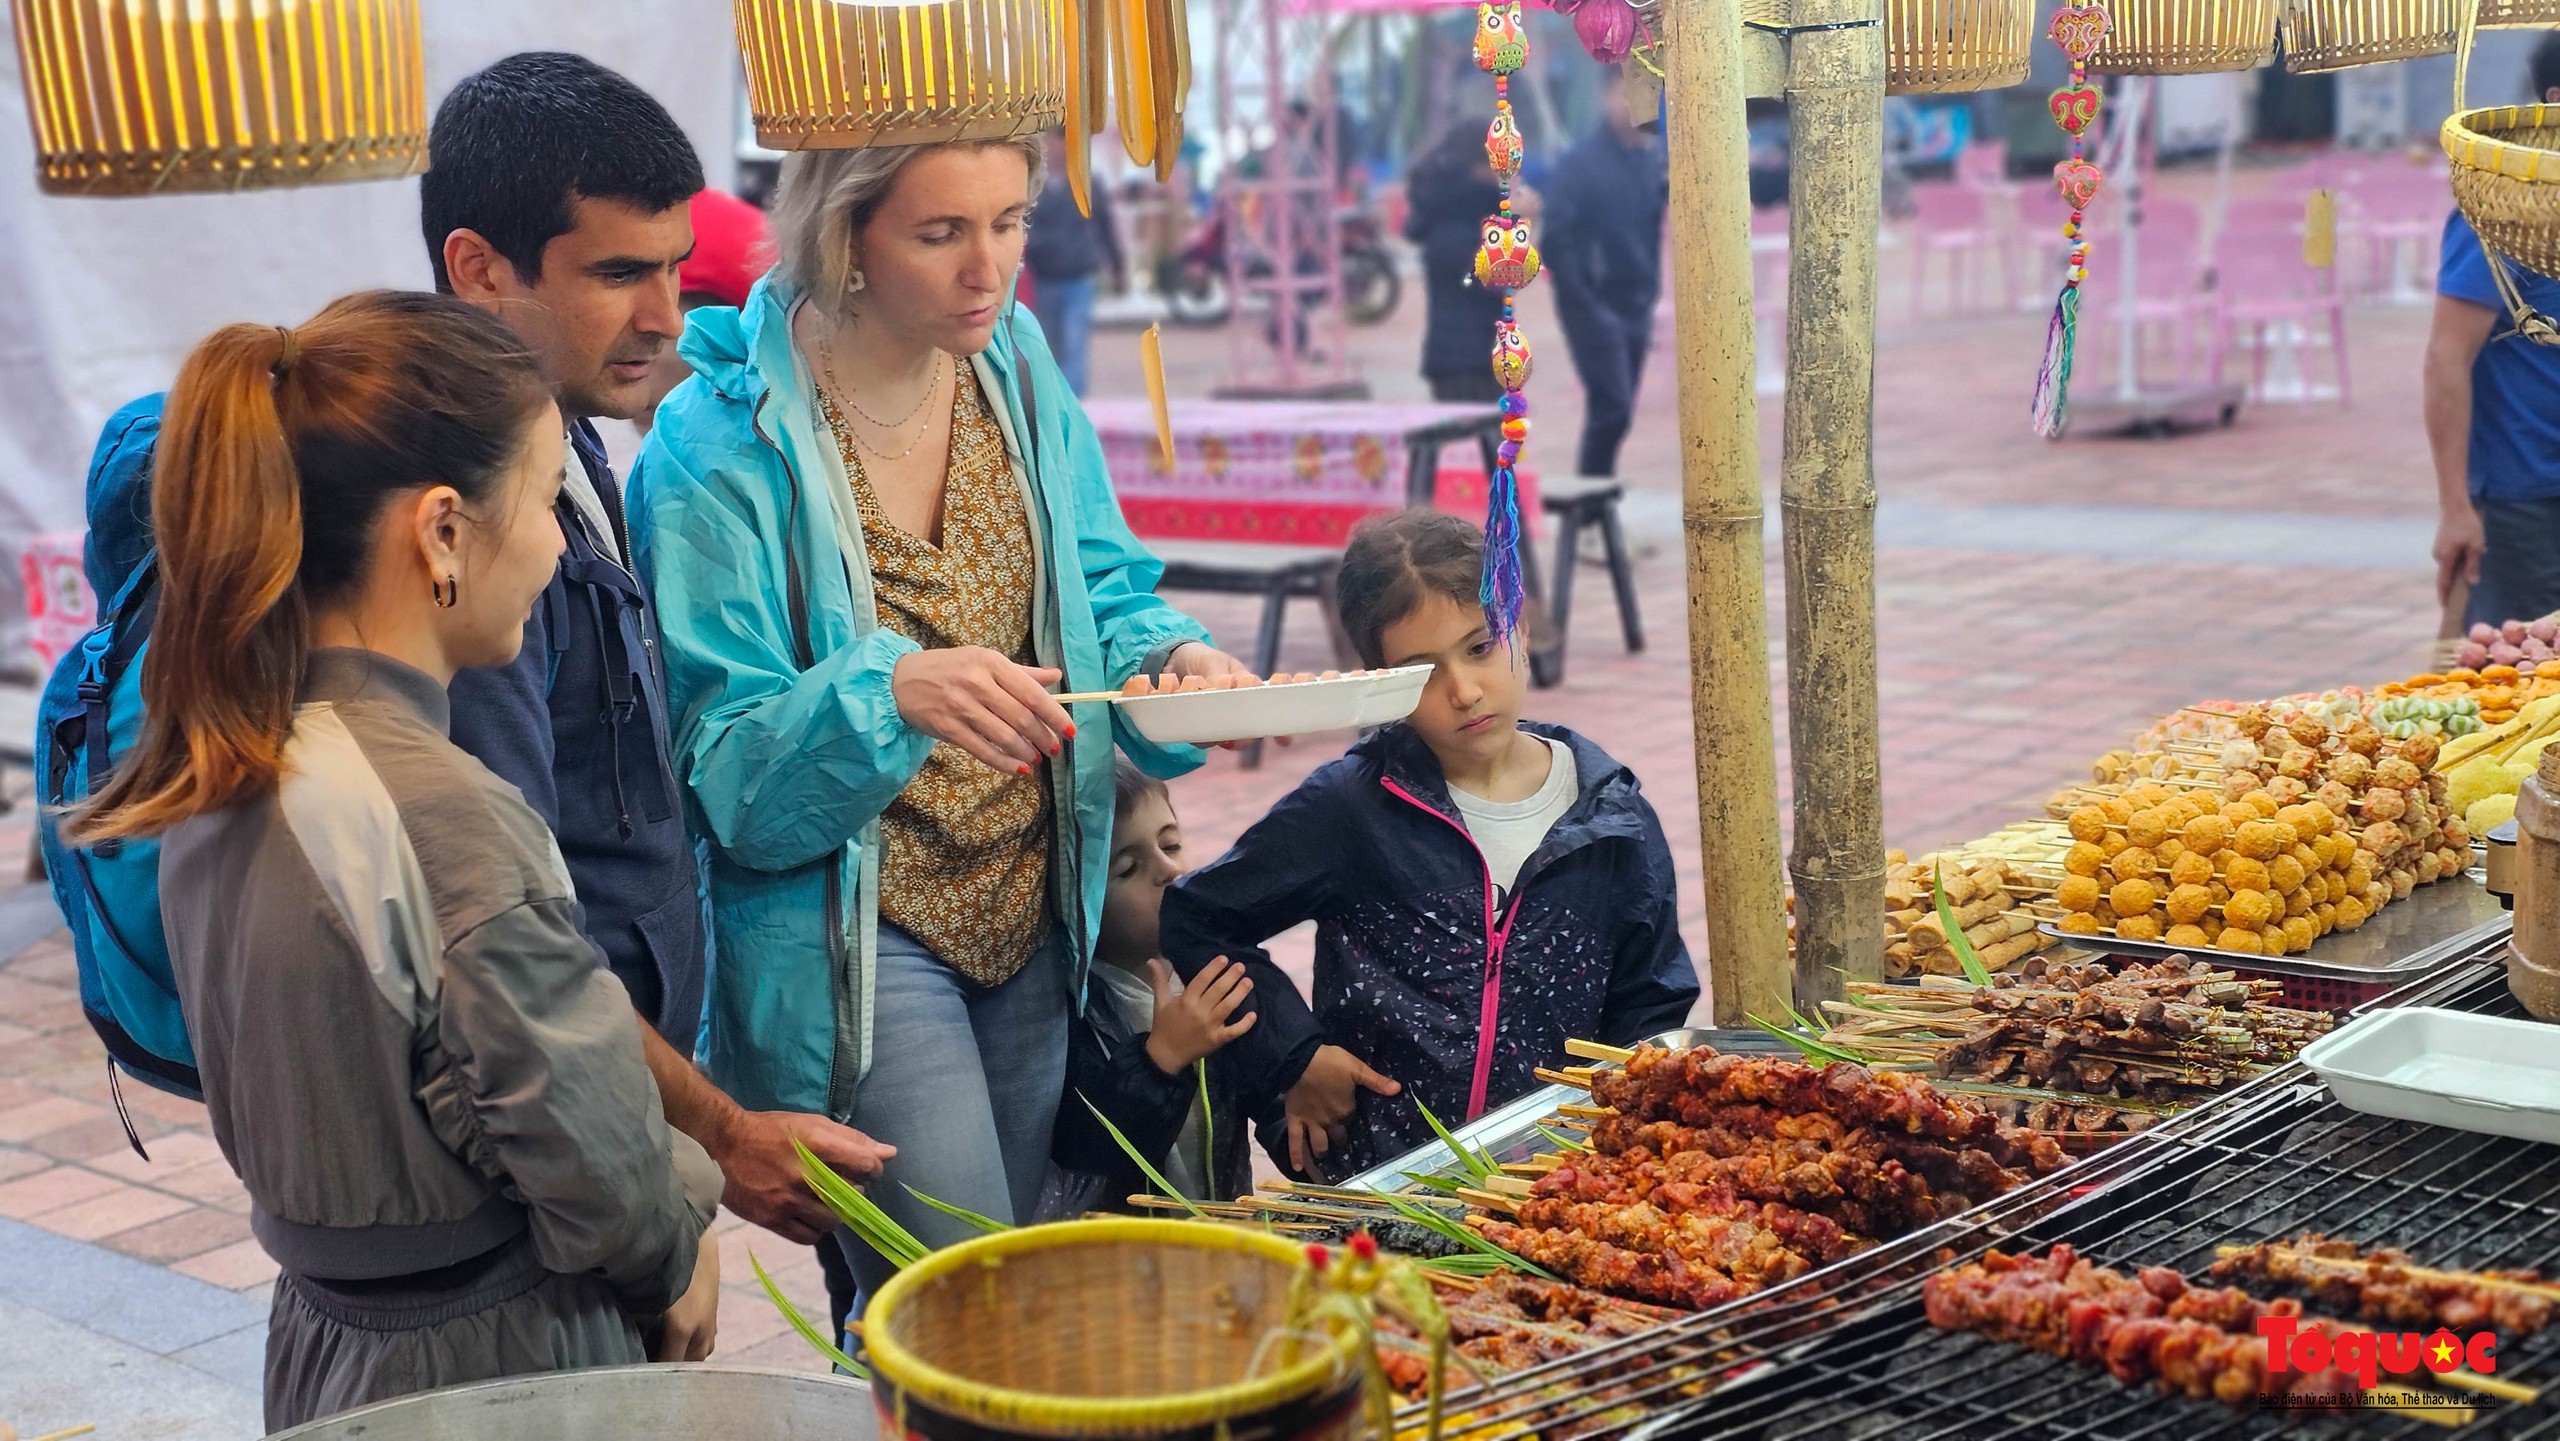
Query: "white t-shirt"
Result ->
[[1449, 736, 1579, 897]]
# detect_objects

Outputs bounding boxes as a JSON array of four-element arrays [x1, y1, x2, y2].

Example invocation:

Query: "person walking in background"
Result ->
[[2428, 33, 2560, 628], [1405, 121, 1510, 403], [1540, 66, 1667, 480], [1026, 129, 1127, 395]]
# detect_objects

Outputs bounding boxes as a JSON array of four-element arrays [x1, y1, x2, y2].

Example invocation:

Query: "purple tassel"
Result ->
[[1482, 463, 1527, 643], [2029, 285, 2080, 439]]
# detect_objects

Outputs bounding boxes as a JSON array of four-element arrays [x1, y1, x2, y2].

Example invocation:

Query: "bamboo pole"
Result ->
[[1779, 0, 1889, 1007], [1668, 0, 1792, 1026]]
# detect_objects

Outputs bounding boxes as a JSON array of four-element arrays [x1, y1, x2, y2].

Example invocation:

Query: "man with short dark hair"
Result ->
[[2427, 34, 2560, 626], [425, 55, 892, 1259]]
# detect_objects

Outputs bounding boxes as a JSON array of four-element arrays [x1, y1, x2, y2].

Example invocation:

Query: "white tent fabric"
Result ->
[[0, 0, 742, 669]]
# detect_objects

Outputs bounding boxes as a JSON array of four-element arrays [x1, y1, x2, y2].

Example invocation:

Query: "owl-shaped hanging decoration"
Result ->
[[1468, 0, 1537, 642], [1475, 2, 1530, 74]]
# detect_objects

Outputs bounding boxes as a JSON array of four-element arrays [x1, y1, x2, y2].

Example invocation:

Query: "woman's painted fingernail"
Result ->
[[1064, 722, 1078, 739], [1017, 763, 1032, 776]]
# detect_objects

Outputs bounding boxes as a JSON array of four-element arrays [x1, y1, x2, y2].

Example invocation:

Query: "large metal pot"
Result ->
[[263, 1365, 875, 1440]]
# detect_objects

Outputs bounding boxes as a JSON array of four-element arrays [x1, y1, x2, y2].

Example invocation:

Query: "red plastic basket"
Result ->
[[2230, 967, 2396, 1014]]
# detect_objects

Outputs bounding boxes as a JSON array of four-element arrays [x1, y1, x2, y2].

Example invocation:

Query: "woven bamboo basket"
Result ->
[[2480, 0, 2560, 24], [735, 0, 1070, 150], [2085, 0, 2281, 73], [864, 1220, 1368, 1441], [1886, 0, 2036, 93], [2279, 0, 2459, 73], [12, 0, 426, 196], [2445, 0, 2560, 281]]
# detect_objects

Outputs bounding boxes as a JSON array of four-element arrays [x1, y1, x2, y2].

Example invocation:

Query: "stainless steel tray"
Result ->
[[2035, 869, 2511, 982], [1338, 1026, 1789, 1193]]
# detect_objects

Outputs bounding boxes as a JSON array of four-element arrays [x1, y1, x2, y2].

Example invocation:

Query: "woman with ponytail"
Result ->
[[73, 291, 722, 1430]]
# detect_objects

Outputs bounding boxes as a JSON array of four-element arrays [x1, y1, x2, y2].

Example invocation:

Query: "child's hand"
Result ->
[[1282, 1045, 1400, 1174], [1144, 956, 1257, 1075]]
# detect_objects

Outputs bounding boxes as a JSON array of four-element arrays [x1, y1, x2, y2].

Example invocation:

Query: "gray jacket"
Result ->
[[160, 649, 716, 1307]]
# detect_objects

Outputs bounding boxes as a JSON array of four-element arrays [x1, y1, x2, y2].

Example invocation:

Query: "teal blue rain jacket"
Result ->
[[630, 274, 1211, 1120]]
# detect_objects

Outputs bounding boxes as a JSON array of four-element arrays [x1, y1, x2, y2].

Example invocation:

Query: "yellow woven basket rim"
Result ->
[[863, 1218, 1364, 1434], [2443, 102, 2560, 182]]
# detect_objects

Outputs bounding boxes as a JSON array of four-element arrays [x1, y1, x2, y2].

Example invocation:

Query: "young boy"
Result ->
[[1039, 762, 1259, 1216], [1161, 511, 1699, 1181]]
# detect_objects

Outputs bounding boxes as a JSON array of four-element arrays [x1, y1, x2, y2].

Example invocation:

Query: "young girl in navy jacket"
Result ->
[[1160, 511, 1699, 1180]]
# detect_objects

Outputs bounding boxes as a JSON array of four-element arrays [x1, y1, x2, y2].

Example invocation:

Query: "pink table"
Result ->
[[1082, 398, 1523, 546]]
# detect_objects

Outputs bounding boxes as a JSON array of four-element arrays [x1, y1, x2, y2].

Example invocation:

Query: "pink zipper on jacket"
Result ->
[[1381, 776, 1528, 1119]]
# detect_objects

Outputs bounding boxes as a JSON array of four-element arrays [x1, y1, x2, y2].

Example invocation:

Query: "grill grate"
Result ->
[[1403, 957, 2558, 1441]]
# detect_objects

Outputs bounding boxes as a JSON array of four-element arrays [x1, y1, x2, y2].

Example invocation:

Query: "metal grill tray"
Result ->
[[2037, 870, 2511, 983], [1602, 961, 2560, 1441]]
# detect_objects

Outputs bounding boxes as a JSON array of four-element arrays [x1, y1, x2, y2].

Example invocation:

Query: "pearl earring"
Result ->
[[848, 268, 867, 295]]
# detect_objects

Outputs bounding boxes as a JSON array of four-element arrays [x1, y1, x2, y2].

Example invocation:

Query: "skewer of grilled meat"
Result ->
[[2211, 1235, 2555, 1335], [1473, 1219, 1757, 1311], [1591, 1113, 2028, 1207], [1592, 1049, 2065, 1172], [1924, 1246, 2370, 1407]]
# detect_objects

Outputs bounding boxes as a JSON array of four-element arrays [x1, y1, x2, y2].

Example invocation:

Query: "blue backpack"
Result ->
[[36, 394, 196, 1105]]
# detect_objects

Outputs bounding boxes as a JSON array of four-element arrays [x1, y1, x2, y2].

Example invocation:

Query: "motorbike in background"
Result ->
[[1155, 199, 1401, 328]]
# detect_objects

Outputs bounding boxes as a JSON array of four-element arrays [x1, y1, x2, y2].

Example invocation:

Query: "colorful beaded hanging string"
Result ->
[[2031, 0, 2110, 438], [1473, 0, 1537, 641]]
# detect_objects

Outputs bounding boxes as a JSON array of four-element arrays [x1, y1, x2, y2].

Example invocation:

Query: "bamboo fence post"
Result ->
[[1667, 0, 1792, 1026], [1780, 0, 1889, 1006]]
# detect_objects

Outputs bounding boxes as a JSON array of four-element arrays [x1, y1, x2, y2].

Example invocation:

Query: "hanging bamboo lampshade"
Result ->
[[2085, 0, 2281, 73], [12, 0, 427, 196], [2279, 0, 2459, 72], [1886, 0, 2035, 94], [2445, 6, 2560, 282], [735, 0, 1071, 150]]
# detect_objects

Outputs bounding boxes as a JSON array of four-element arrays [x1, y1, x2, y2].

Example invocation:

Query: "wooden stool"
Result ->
[[1149, 539, 1345, 768], [1537, 478, 1643, 683]]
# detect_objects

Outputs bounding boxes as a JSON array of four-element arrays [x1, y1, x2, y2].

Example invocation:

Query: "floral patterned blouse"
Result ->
[[819, 367, 1051, 987]]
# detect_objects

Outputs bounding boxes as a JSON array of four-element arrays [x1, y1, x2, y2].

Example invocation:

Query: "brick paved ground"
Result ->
[[0, 161, 2456, 1429]]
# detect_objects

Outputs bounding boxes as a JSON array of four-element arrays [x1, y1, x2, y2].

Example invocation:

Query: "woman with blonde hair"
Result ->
[[74, 291, 721, 1429], [632, 137, 1247, 1309]]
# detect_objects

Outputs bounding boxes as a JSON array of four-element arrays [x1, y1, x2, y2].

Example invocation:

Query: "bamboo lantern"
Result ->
[[735, 0, 1071, 150], [2085, 0, 2280, 73], [2445, 4, 2560, 284], [1885, 0, 2035, 94], [12, 0, 426, 196], [2479, 0, 2560, 25], [2279, 0, 2459, 72]]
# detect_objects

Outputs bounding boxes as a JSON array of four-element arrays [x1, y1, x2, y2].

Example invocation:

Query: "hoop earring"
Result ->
[[432, 575, 459, 609]]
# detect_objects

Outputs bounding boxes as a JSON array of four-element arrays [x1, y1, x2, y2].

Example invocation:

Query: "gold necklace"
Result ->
[[817, 333, 945, 462]]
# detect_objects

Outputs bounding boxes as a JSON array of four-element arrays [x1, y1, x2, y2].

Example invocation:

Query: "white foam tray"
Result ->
[[2298, 1006, 2560, 1146], [1115, 664, 1433, 746]]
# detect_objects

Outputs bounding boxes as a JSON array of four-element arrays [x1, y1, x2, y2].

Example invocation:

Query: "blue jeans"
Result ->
[[2467, 495, 2560, 630], [831, 922, 1070, 1314], [1030, 273, 1098, 396]]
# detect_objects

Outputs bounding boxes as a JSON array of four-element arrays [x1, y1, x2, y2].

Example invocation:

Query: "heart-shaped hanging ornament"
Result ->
[[2053, 157, 2103, 213], [2045, 1, 2111, 62], [2047, 83, 2100, 137]]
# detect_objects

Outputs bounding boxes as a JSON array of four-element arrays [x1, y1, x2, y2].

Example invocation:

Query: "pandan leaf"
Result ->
[[903, 1185, 1011, 1236], [1416, 1252, 1511, 1276], [1933, 862, 1997, 985], [1382, 1194, 1562, 1281], [751, 1248, 868, 1377], [1534, 1125, 1590, 1153], [1081, 1093, 1208, 1218], [796, 1139, 928, 1269], [1414, 1098, 1495, 1182], [1196, 1060, 1214, 1178], [1746, 1012, 1867, 1066], [1401, 1171, 1469, 1195]]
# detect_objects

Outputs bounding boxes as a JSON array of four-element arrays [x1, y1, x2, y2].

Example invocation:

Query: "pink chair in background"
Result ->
[[2211, 205, 2351, 407], [2079, 195, 2219, 387], [1904, 180, 2001, 319]]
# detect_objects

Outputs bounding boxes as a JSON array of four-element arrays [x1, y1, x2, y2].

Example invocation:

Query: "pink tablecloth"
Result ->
[[1084, 398, 1531, 546]]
